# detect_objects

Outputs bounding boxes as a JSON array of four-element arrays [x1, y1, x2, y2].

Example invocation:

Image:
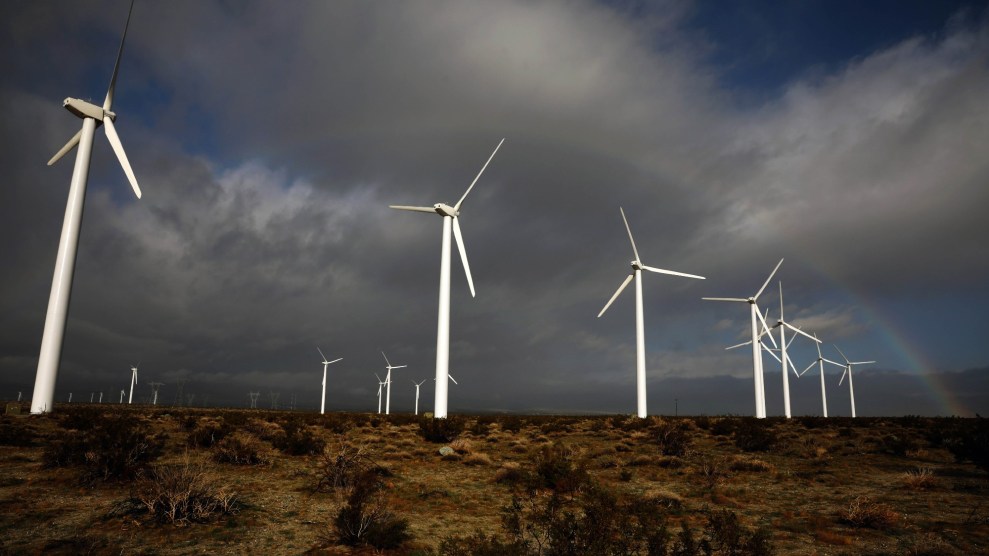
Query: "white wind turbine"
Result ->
[[769, 283, 821, 418], [317, 347, 342, 415], [390, 139, 504, 419], [798, 333, 840, 417], [375, 374, 386, 414], [412, 379, 427, 415], [703, 259, 784, 418], [31, 1, 144, 415], [381, 352, 406, 415], [598, 207, 705, 419], [128, 363, 139, 404], [833, 345, 875, 418]]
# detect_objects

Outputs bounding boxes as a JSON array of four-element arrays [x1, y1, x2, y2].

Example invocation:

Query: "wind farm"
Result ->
[[1, 0, 987, 554]]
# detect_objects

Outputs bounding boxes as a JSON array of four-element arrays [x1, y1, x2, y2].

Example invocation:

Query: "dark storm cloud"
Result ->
[[1, 1, 987, 415]]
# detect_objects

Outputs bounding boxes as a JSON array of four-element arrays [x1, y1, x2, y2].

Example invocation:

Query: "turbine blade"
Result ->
[[641, 265, 705, 280], [619, 207, 641, 262], [786, 353, 799, 376], [726, 340, 753, 351], [375, 373, 382, 382], [328, 358, 343, 365], [598, 274, 634, 317], [851, 361, 876, 365], [48, 129, 83, 166], [394, 365, 407, 369], [814, 334, 823, 357], [381, 351, 391, 367], [317, 346, 327, 361], [754, 258, 784, 300], [701, 297, 748, 302], [839, 368, 848, 386], [822, 358, 843, 367], [389, 205, 436, 213], [448, 374, 459, 384], [783, 321, 820, 342], [756, 306, 778, 348], [452, 217, 475, 297], [800, 360, 816, 376], [779, 281, 784, 320], [104, 0, 135, 111], [454, 138, 504, 211], [833, 345, 849, 363], [102, 118, 142, 198]]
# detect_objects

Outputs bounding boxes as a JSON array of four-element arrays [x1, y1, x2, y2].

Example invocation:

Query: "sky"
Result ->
[[1, 0, 987, 417]]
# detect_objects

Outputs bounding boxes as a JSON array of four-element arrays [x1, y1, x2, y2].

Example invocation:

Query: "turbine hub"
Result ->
[[631, 261, 642, 270], [434, 203, 458, 217], [63, 98, 106, 121]]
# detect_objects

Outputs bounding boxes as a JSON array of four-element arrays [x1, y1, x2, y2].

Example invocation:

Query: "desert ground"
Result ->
[[0, 404, 986, 555]]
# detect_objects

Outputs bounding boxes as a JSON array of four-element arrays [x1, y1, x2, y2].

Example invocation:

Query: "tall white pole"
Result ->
[[633, 269, 647, 418], [848, 367, 856, 418], [434, 216, 452, 418], [128, 368, 136, 404], [780, 326, 791, 419], [31, 118, 98, 415], [414, 385, 420, 415], [819, 361, 828, 417], [749, 304, 764, 418], [377, 384, 382, 414], [385, 369, 392, 415], [68, 393, 72, 403], [99, 392, 103, 403], [320, 364, 327, 414]]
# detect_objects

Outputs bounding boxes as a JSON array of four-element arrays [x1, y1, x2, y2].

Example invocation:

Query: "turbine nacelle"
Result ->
[[63, 98, 114, 122], [433, 203, 458, 217]]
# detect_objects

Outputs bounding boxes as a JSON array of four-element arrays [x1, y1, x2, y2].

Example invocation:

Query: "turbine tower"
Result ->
[[769, 283, 821, 418], [833, 345, 874, 418], [375, 374, 386, 414], [128, 363, 139, 404], [149, 381, 164, 406], [381, 352, 406, 415], [412, 379, 426, 415], [389, 138, 504, 418], [31, 1, 143, 414], [597, 207, 705, 419], [703, 259, 783, 418], [316, 347, 342, 415], [799, 333, 837, 417]]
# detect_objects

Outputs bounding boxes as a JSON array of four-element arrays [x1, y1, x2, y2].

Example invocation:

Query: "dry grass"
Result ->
[[901, 466, 939, 490], [839, 496, 901, 530]]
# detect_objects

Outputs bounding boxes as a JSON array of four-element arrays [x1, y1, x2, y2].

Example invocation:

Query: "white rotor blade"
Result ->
[[389, 205, 436, 213], [448, 374, 458, 385], [452, 217, 475, 297], [103, 0, 135, 111], [641, 265, 705, 280], [702, 297, 748, 302], [48, 129, 83, 166], [619, 207, 641, 262], [851, 361, 876, 365], [393, 365, 408, 369], [317, 346, 328, 361], [374, 373, 382, 382], [754, 258, 784, 300], [786, 353, 799, 376], [327, 358, 342, 365], [799, 360, 817, 376], [755, 306, 778, 348], [454, 138, 504, 211], [381, 351, 392, 367], [762, 343, 781, 362], [822, 358, 844, 368], [102, 118, 141, 198], [598, 274, 634, 318], [726, 340, 753, 351], [838, 368, 848, 386], [833, 345, 850, 363], [814, 334, 824, 357], [783, 321, 820, 342]]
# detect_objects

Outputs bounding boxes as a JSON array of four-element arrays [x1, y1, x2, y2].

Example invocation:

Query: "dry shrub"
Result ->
[[729, 456, 775, 473], [332, 470, 411, 550], [43, 414, 165, 483], [463, 452, 493, 466], [313, 443, 376, 493], [839, 496, 900, 529], [212, 432, 272, 466], [656, 455, 684, 468], [450, 438, 473, 455], [533, 443, 589, 493], [245, 418, 283, 440], [654, 420, 693, 457], [494, 462, 526, 484], [901, 466, 939, 490], [137, 461, 239, 525], [697, 457, 730, 490]]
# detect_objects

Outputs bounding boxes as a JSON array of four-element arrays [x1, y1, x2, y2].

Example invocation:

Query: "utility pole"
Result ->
[[249, 392, 260, 409], [149, 382, 164, 405], [173, 379, 187, 407], [269, 392, 280, 410]]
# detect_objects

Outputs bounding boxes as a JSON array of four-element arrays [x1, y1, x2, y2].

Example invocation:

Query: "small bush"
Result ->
[[43, 414, 165, 482], [733, 419, 777, 452], [450, 438, 473, 454], [533, 443, 589, 493], [137, 460, 239, 525], [187, 421, 232, 448], [499, 415, 525, 434], [272, 421, 326, 456], [881, 434, 920, 457], [439, 530, 528, 556], [464, 452, 493, 466], [703, 508, 774, 556], [0, 418, 38, 446], [333, 470, 411, 549], [418, 416, 465, 443], [729, 456, 775, 473], [212, 432, 272, 466], [494, 462, 527, 485], [710, 418, 737, 437], [839, 496, 900, 530], [655, 420, 693, 457], [901, 466, 938, 490], [312, 443, 377, 493]]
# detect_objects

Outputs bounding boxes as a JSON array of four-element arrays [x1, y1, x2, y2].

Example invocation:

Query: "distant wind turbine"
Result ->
[[381, 352, 406, 415], [833, 345, 875, 418], [413, 379, 427, 415], [375, 374, 386, 414], [31, 1, 143, 415], [389, 138, 505, 418], [128, 363, 139, 404], [703, 259, 783, 418], [598, 207, 705, 419], [799, 333, 838, 417], [769, 283, 821, 418], [317, 347, 342, 415]]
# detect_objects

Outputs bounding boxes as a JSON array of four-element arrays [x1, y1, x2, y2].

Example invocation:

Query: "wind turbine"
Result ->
[[375, 374, 386, 414], [412, 379, 427, 415], [149, 381, 164, 406], [703, 259, 784, 418], [389, 138, 504, 418], [597, 207, 705, 419], [128, 363, 139, 404], [799, 333, 839, 417], [317, 347, 342, 415], [769, 283, 821, 418], [833, 345, 874, 418], [30, 1, 143, 415], [119, 389, 125, 403], [381, 352, 407, 415]]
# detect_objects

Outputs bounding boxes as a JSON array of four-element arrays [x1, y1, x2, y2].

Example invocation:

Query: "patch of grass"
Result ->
[[137, 460, 240, 525], [901, 466, 939, 490], [839, 496, 900, 530], [212, 432, 273, 466], [42, 413, 165, 482]]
